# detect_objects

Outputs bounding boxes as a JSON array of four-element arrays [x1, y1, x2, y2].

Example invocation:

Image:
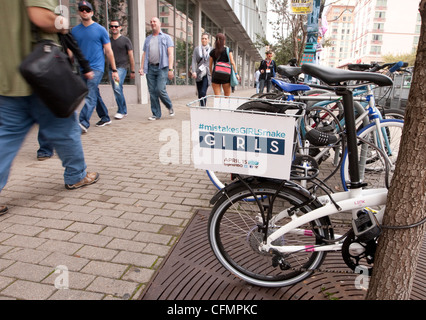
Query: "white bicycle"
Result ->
[[207, 64, 403, 287]]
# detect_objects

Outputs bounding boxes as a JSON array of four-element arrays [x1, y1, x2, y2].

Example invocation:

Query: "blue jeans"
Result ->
[[259, 79, 272, 93], [79, 69, 110, 128], [0, 94, 87, 190], [146, 65, 173, 118], [196, 76, 209, 106], [37, 130, 54, 158], [108, 68, 128, 115]]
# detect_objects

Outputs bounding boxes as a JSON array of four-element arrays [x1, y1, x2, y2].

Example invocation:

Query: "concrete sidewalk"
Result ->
[[0, 88, 258, 300]]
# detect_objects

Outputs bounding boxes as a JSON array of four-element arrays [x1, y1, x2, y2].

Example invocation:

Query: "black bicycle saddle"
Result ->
[[301, 63, 393, 87], [277, 65, 302, 78]]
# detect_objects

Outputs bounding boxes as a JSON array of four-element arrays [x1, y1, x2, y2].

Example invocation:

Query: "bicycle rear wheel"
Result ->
[[340, 119, 404, 190], [208, 180, 330, 287]]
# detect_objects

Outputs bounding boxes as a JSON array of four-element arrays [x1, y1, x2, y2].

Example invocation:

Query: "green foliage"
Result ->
[[381, 51, 417, 66]]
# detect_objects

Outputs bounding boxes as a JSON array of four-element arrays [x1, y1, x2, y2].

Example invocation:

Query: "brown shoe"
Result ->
[[0, 205, 8, 216], [65, 172, 99, 190]]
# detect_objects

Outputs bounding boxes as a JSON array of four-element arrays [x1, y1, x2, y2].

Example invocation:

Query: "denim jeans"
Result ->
[[79, 69, 110, 128], [108, 68, 128, 115], [259, 79, 272, 93], [196, 75, 209, 106], [37, 130, 54, 158], [0, 94, 87, 190], [146, 65, 173, 118]]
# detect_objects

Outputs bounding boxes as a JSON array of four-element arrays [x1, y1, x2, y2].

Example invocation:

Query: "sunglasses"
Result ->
[[110, 25, 120, 28], [79, 8, 92, 13]]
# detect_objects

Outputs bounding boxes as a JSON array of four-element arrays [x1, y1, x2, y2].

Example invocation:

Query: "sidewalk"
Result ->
[[0, 88, 257, 300]]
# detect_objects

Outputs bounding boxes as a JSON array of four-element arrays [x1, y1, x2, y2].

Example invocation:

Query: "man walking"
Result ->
[[191, 33, 211, 106], [109, 20, 135, 120], [0, 0, 99, 216], [72, 1, 120, 132], [258, 51, 276, 93], [139, 17, 175, 121]]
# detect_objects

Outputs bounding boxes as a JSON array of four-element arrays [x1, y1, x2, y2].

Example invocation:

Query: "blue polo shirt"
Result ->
[[143, 32, 174, 73], [71, 22, 110, 72]]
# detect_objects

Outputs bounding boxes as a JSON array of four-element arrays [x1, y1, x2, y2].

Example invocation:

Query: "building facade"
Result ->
[[62, 0, 267, 103], [321, 0, 420, 68]]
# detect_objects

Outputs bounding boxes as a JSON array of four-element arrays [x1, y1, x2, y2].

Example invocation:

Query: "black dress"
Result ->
[[210, 48, 233, 84]]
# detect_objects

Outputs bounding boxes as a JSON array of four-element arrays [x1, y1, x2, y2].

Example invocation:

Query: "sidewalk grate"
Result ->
[[140, 209, 425, 300]]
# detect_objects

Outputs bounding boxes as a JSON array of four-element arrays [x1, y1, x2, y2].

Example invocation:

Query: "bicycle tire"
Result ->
[[208, 180, 330, 287], [340, 119, 404, 191], [382, 108, 405, 120]]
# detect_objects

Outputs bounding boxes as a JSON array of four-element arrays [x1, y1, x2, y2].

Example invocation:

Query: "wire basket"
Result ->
[[187, 95, 305, 180]]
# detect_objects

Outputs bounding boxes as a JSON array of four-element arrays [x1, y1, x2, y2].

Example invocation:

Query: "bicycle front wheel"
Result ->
[[208, 180, 329, 287], [340, 119, 404, 191]]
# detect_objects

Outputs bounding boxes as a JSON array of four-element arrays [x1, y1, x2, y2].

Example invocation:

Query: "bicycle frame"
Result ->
[[262, 187, 387, 254], [260, 84, 390, 256]]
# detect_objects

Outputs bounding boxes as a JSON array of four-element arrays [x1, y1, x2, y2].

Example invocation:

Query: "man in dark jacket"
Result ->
[[258, 51, 276, 93]]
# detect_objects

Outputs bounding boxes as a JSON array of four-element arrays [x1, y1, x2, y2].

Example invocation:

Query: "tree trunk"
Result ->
[[365, 0, 426, 300]]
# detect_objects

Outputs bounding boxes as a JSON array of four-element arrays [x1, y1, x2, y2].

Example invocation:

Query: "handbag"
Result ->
[[213, 61, 231, 82], [212, 46, 232, 82], [19, 37, 88, 118], [226, 47, 238, 87]]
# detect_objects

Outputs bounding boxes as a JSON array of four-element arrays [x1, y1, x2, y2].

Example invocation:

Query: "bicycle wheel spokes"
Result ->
[[208, 183, 328, 287]]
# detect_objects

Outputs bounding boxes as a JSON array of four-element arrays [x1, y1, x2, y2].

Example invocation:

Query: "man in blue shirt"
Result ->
[[72, 1, 120, 132], [139, 17, 175, 120]]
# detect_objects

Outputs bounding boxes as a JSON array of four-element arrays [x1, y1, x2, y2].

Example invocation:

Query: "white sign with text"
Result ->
[[191, 108, 295, 180]]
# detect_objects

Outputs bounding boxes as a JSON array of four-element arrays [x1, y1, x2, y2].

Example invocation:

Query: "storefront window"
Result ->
[[147, 0, 195, 85], [66, 0, 133, 84]]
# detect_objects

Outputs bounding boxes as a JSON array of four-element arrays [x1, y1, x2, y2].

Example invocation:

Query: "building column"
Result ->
[[241, 51, 246, 89], [131, 0, 148, 104], [194, 1, 202, 47]]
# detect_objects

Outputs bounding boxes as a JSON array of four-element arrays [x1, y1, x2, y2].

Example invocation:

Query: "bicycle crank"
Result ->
[[341, 229, 377, 276]]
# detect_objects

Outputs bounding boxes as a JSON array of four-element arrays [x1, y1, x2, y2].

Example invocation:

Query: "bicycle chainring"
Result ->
[[341, 229, 377, 276]]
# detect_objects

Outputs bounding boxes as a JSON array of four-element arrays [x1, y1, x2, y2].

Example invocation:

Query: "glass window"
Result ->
[[149, 0, 195, 85], [66, 0, 133, 84], [375, 11, 386, 19]]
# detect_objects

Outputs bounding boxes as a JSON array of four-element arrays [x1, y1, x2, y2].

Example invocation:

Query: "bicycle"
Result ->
[[206, 63, 403, 287], [207, 75, 404, 192]]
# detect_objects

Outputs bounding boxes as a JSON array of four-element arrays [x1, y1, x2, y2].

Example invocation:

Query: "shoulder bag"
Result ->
[[212, 48, 232, 83], [19, 28, 88, 118], [227, 47, 239, 87]]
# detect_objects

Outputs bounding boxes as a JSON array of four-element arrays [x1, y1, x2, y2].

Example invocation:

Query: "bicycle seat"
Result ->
[[301, 63, 393, 87], [271, 78, 311, 92], [277, 65, 302, 78]]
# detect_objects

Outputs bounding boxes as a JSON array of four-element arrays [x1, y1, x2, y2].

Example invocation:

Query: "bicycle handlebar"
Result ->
[[349, 61, 408, 73]]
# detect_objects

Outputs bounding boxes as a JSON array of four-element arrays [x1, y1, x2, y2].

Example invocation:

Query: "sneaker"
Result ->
[[0, 205, 8, 216], [148, 116, 157, 121], [37, 155, 52, 161], [169, 108, 175, 117], [114, 113, 126, 120], [79, 123, 88, 134], [96, 120, 112, 127], [65, 172, 100, 190]]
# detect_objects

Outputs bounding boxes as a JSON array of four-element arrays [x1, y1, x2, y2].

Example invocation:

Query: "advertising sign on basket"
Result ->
[[191, 108, 295, 180]]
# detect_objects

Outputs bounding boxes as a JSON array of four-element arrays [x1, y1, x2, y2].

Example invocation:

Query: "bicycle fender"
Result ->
[[209, 177, 314, 205]]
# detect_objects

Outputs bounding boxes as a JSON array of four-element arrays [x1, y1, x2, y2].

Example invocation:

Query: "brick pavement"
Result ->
[[0, 88, 352, 300], [0, 89, 256, 300]]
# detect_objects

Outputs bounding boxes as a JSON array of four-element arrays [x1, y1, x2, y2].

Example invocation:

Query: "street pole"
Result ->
[[300, 0, 321, 82]]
